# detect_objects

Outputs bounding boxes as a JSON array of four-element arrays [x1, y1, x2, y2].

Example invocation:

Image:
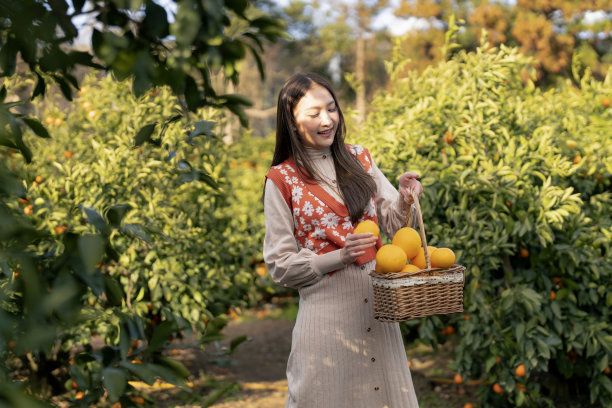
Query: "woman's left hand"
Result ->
[[399, 172, 423, 205]]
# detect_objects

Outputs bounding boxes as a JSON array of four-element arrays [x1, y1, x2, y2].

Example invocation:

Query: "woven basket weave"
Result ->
[[370, 191, 465, 322]]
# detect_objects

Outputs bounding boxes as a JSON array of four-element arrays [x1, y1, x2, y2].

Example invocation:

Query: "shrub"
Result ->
[[351, 38, 612, 407]]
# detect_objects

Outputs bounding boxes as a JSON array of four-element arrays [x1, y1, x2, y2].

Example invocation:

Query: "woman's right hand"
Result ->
[[340, 233, 378, 265]]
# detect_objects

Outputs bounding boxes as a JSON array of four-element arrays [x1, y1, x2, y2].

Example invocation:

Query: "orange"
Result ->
[[453, 373, 463, 384], [410, 247, 426, 269], [375, 244, 407, 273], [88, 110, 98, 119], [392, 227, 421, 258], [401, 264, 421, 273], [492, 383, 503, 394], [82, 100, 92, 110], [603, 96, 611, 107], [374, 263, 384, 274], [515, 364, 526, 377], [464, 404, 474, 408], [54, 117, 63, 126], [354, 220, 379, 237], [430, 248, 455, 268], [45, 115, 54, 125]]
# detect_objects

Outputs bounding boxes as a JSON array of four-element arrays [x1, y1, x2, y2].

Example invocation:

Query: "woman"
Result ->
[[263, 72, 422, 407]]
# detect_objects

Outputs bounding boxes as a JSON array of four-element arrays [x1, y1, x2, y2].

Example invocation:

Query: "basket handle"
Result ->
[[406, 190, 431, 270]]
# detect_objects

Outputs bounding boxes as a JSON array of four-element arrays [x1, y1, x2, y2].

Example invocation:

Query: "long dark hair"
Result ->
[[267, 72, 376, 224]]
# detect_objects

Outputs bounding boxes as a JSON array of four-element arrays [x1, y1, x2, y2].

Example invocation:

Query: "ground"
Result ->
[[144, 305, 481, 408]]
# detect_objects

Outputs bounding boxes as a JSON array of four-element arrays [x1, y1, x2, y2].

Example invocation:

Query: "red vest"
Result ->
[[265, 144, 382, 266]]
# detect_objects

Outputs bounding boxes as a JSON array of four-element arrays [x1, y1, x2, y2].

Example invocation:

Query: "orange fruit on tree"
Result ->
[[410, 247, 427, 269], [573, 155, 582, 164], [392, 227, 421, 258], [603, 96, 611, 107], [375, 244, 407, 273], [453, 372, 463, 384], [401, 264, 421, 273], [516, 383, 526, 392], [444, 130, 455, 143], [464, 404, 474, 408], [430, 248, 455, 268], [492, 382, 503, 394], [515, 364, 526, 377], [354, 220, 379, 237], [82, 100, 92, 110], [45, 115, 54, 125], [35, 176, 43, 183], [54, 117, 63, 126], [88, 110, 98, 119]]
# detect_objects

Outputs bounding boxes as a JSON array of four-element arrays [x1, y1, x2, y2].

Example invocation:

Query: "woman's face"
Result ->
[[292, 84, 339, 150]]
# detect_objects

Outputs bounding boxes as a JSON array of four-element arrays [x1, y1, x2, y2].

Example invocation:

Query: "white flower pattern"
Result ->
[[302, 201, 314, 216]]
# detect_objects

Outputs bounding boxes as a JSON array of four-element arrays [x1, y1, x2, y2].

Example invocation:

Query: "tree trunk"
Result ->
[[355, 35, 366, 123]]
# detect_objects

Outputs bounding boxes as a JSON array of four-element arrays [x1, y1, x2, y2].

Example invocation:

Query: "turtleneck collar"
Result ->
[[303, 146, 332, 161]]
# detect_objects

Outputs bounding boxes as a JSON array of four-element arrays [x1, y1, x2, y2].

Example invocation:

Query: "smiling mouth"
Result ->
[[318, 128, 334, 136]]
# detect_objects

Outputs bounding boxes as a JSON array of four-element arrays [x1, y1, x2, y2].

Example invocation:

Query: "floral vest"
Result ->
[[265, 144, 382, 266]]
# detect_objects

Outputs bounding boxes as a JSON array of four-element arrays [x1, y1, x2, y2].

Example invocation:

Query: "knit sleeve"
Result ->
[[263, 178, 345, 289], [370, 158, 417, 239]]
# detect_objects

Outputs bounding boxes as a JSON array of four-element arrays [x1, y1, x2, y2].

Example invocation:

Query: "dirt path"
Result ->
[[149, 308, 479, 407]]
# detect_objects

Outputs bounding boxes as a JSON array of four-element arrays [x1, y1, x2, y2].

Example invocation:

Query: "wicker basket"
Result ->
[[370, 191, 465, 322]]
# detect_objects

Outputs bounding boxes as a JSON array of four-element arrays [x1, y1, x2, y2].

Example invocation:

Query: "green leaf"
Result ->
[[228, 335, 250, 355], [219, 93, 253, 107], [120, 223, 151, 243], [103, 275, 124, 306], [154, 355, 190, 378], [143, 0, 169, 38], [22, 117, 50, 139], [82, 207, 110, 235], [119, 361, 155, 385], [53, 74, 73, 101], [30, 72, 47, 100], [189, 120, 215, 139], [102, 367, 127, 402], [148, 321, 174, 352], [78, 234, 105, 273], [106, 204, 132, 227], [134, 123, 157, 146]]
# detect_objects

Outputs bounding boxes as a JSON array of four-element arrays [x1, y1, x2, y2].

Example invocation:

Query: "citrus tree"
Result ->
[[1, 72, 273, 406], [351, 34, 612, 407], [1, 0, 285, 405]]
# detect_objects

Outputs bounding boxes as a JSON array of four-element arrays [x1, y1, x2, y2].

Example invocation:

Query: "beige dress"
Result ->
[[263, 147, 419, 408]]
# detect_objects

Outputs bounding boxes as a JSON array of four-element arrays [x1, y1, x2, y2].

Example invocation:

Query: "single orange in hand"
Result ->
[[354, 220, 379, 237]]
